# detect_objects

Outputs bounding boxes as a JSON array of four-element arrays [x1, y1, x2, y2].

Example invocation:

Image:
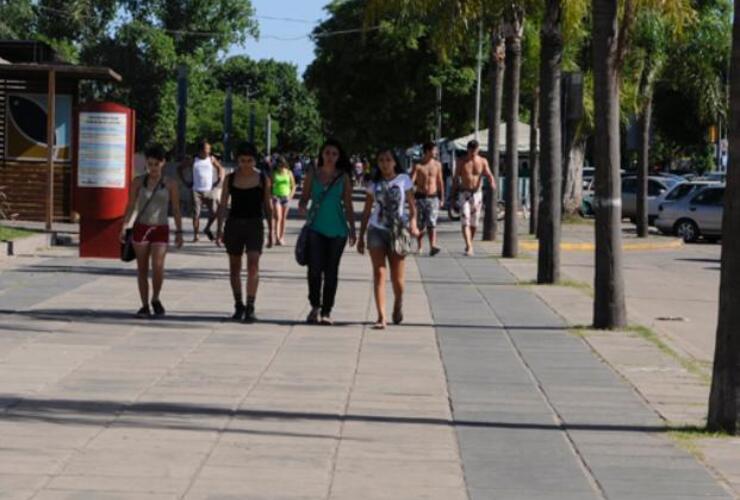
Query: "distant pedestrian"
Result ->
[[120, 145, 184, 318], [216, 142, 273, 323], [271, 155, 296, 246], [452, 140, 495, 256], [412, 142, 444, 256], [177, 139, 225, 242], [358, 149, 419, 330], [298, 139, 357, 325]]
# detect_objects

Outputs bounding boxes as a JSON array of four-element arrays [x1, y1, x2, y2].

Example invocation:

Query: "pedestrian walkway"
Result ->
[[0, 218, 731, 499]]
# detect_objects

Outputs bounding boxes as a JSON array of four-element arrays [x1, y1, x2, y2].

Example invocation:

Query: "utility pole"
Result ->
[[224, 85, 233, 163], [436, 84, 442, 142], [474, 21, 483, 141], [266, 114, 272, 156], [176, 64, 188, 160]]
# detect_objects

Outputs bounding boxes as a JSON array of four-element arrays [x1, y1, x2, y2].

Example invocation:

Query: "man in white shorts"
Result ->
[[452, 140, 496, 256], [178, 139, 225, 242]]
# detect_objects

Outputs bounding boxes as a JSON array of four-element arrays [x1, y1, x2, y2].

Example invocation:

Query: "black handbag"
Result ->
[[121, 176, 164, 262], [295, 173, 344, 266]]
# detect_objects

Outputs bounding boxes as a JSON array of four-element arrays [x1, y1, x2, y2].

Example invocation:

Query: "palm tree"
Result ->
[[591, 0, 692, 329], [529, 86, 539, 236], [707, 0, 740, 436], [502, 3, 524, 258], [537, 0, 563, 283], [484, 26, 506, 241]]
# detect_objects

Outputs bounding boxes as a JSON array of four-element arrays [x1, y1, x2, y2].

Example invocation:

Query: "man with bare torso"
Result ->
[[411, 142, 445, 256], [452, 139, 495, 256]]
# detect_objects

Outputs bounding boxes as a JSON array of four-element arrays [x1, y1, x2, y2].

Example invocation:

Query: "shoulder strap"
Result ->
[[307, 172, 344, 224]]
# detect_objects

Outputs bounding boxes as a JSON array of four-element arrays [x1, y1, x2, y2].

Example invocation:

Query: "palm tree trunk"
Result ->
[[636, 91, 653, 238], [537, 0, 563, 284], [503, 12, 523, 259], [529, 87, 540, 235], [592, 0, 627, 328], [485, 28, 505, 241], [707, 0, 740, 435]]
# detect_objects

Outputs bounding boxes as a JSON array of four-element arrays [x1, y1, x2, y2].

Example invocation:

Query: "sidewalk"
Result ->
[[0, 217, 732, 499]]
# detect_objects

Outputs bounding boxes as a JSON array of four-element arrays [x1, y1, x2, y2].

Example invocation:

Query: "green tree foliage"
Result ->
[[215, 56, 322, 153], [306, 0, 478, 153]]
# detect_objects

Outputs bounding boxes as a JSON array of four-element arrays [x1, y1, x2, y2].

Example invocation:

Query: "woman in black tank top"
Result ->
[[216, 142, 273, 323]]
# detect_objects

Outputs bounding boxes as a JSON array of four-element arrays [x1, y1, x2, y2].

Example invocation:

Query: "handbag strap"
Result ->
[[307, 172, 344, 225], [133, 175, 165, 226]]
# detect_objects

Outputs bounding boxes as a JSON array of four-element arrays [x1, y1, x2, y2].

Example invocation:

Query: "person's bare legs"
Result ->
[[272, 200, 281, 245], [417, 232, 424, 254], [246, 251, 260, 298], [134, 243, 151, 307], [229, 254, 243, 303], [279, 202, 289, 243], [369, 248, 387, 329], [462, 225, 473, 255], [389, 252, 406, 324], [150, 245, 167, 302]]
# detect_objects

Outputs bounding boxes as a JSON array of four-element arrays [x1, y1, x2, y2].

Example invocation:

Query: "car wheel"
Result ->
[[675, 219, 700, 243]]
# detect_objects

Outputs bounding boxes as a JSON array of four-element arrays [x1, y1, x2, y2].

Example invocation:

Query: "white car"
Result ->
[[655, 185, 725, 242]]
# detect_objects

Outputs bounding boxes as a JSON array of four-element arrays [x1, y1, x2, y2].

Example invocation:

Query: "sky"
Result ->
[[227, 0, 330, 77]]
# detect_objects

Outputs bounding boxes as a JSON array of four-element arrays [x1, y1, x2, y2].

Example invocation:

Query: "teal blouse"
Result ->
[[310, 175, 348, 238]]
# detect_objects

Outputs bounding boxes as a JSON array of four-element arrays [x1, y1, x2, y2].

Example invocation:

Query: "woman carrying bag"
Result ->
[[358, 149, 419, 330], [120, 145, 184, 318], [298, 139, 357, 325]]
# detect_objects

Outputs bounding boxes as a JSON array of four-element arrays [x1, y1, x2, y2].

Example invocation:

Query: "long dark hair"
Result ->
[[318, 138, 352, 174], [373, 148, 404, 183]]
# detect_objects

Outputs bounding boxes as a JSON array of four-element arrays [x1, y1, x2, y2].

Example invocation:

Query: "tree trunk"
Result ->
[[537, 0, 563, 284], [529, 87, 540, 235], [503, 10, 523, 259], [707, 0, 740, 435], [592, 0, 627, 329], [562, 139, 586, 215], [636, 63, 655, 238], [485, 28, 505, 241]]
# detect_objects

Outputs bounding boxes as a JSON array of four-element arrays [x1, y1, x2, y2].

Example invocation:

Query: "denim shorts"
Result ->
[[366, 226, 391, 251]]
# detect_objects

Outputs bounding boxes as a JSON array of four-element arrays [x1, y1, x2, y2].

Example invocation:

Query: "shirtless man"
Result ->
[[452, 140, 496, 256], [411, 142, 445, 256]]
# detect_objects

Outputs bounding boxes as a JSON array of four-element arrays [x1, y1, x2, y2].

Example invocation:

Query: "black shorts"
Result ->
[[224, 218, 264, 255]]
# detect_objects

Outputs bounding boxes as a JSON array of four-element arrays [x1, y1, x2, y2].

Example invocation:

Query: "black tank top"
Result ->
[[228, 171, 265, 219]]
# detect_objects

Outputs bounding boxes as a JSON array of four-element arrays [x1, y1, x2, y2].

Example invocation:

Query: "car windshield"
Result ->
[[665, 184, 694, 201], [662, 178, 681, 189]]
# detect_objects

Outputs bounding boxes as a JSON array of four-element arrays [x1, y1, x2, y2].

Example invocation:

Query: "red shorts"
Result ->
[[133, 223, 169, 245]]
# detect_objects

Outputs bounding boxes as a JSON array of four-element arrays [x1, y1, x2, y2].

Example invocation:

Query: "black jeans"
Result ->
[[307, 229, 347, 316]]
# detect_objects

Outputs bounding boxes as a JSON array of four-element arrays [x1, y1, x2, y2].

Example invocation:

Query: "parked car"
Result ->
[[703, 172, 727, 183], [582, 166, 595, 190], [655, 185, 725, 242], [621, 175, 683, 224]]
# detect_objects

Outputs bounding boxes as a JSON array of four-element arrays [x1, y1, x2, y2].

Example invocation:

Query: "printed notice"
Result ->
[[78, 112, 128, 188]]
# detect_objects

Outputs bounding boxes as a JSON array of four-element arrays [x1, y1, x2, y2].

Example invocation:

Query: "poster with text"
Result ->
[[78, 112, 128, 188]]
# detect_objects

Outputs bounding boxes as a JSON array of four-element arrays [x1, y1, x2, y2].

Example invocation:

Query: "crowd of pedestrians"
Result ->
[[121, 137, 494, 325]]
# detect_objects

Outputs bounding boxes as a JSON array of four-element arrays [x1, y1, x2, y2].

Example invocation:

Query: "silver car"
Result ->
[[655, 185, 725, 242], [621, 176, 683, 224]]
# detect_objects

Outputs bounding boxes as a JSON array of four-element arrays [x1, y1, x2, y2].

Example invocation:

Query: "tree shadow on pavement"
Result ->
[[0, 396, 701, 437]]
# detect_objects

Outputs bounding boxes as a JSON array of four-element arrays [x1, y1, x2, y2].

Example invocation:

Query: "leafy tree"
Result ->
[[308, 0, 478, 153], [215, 56, 322, 153]]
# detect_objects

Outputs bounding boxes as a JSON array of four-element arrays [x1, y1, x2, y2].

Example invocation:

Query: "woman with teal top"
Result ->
[[298, 139, 357, 325], [271, 155, 296, 246]]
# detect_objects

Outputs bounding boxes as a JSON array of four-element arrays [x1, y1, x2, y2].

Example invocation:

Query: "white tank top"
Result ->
[[193, 155, 214, 192]]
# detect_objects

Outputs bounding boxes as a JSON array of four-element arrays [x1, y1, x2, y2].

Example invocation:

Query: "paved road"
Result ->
[[0, 216, 730, 499]]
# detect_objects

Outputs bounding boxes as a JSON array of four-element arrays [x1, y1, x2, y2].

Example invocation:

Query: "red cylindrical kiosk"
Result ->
[[73, 102, 136, 258]]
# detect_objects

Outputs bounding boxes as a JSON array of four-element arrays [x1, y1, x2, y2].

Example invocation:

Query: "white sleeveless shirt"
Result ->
[[192, 155, 214, 193]]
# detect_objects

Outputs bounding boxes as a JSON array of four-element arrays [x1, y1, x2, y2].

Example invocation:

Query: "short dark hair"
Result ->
[[145, 144, 166, 161], [235, 141, 258, 160], [197, 138, 210, 152], [423, 141, 436, 153], [467, 139, 480, 151]]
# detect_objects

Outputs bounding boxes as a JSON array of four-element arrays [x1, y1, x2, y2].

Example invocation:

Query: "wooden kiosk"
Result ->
[[0, 41, 121, 228]]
